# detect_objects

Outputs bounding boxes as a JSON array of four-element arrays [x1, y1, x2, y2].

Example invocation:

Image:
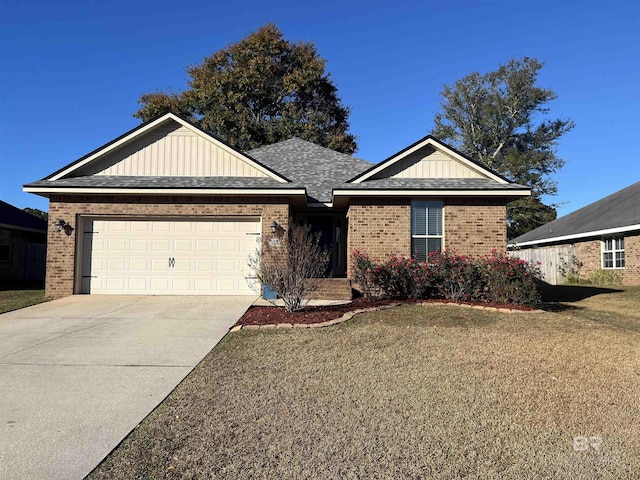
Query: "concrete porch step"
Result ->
[[306, 278, 352, 301]]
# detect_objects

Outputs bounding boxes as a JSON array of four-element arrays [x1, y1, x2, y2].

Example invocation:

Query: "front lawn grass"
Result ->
[[89, 287, 640, 479], [0, 288, 47, 314]]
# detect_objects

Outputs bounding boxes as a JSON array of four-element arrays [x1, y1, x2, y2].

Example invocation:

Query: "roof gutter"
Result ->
[[508, 223, 640, 248], [23, 186, 308, 197], [333, 189, 531, 197]]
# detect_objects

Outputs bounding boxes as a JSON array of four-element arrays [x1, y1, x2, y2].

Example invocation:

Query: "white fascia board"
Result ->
[[49, 113, 288, 183], [508, 223, 640, 248], [23, 186, 307, 196], [351, 138, 507, 184], [333, 189, 530, 197]]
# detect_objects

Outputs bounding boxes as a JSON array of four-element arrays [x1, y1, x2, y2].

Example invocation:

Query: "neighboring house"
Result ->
[[509, 181, 640, 285], [24, 112, 529, 299], [0, 200, 47, 283]]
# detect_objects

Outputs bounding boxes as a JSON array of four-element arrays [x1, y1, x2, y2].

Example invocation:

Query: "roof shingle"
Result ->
[[510, 180, 640, 245]]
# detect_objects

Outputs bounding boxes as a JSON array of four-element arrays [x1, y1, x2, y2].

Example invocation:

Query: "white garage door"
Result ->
[[81, 218, 260, 295]]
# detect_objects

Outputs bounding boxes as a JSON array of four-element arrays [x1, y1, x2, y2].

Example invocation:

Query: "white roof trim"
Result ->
[[49, 113, 289, 183], [508, 223, 640, 248], [350, 137, 507, 184], [334, 189, 530, 197], [23, 186, 306, 196]]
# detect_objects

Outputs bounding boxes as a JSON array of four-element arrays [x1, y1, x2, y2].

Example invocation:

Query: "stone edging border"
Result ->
[[230, 301, 545, 332], [420, 301, 545, 314]]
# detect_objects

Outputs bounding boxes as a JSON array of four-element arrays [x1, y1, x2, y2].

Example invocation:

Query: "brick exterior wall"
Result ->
[[346, 197, 509, 276], [347, 199, 411, 275], [574, 239, 601, 281], [444, 198, 507, 257], [45, 195, 290, 299], [574, 232, 640, 285]]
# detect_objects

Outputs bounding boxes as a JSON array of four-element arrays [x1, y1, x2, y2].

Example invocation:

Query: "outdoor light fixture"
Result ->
[[54, 219, 68, 233], [270, 220, 279, 234]]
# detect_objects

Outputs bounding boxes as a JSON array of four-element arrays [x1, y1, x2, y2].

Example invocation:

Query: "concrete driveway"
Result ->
[[0, 295, 256, 480]]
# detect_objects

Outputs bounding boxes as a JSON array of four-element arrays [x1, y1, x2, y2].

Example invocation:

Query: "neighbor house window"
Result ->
[[602, 236, 624, 269], [411, 201, 443, 262], [0, 228, 10, 262]]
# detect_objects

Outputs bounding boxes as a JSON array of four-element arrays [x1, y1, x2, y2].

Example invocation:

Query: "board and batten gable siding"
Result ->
[[370, 146, 486, 180], [73, 121, 269, 178]]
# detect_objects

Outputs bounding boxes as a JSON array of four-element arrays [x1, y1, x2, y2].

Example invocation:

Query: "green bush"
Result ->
[[558, 253, 583, 284], [588, 269, 623, 286]]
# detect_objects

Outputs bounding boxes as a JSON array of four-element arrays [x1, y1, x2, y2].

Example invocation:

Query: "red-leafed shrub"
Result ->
[[351, 249, 541, 306]]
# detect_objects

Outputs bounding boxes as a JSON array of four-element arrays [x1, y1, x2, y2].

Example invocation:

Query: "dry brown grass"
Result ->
[[89, 287, 640, 479], [0, 288, 47, 314]]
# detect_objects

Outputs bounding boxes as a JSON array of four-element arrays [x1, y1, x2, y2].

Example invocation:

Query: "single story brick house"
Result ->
[[509, 180, 640, 285], [0, 200, 47, 284], [24, 112, 529, 299]]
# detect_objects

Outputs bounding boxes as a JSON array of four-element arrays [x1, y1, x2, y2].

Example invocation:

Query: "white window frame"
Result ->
[[411, 200, 444, 261], [601, 236, 625, 269]]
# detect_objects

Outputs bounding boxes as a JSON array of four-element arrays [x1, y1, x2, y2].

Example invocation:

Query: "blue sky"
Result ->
[[2, 0, 639, 217]]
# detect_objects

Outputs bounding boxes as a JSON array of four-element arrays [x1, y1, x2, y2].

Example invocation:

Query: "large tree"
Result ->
[[431, 57, 574, 238], [135, 24, 357, 154], [23, 208, 48, 222]]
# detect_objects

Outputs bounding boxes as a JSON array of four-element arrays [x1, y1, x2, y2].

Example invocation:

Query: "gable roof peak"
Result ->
[[348, 135, 511, 184]]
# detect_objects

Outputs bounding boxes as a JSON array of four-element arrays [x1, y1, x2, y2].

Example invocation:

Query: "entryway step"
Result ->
[[306, 279, 352, 301]]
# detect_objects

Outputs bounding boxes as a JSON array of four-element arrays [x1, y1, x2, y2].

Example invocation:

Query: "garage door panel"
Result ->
[[152, 222, 171, 233], [82, 218, 260, 295], [171, 278, 192, 292], [130, 222, 150, 232], [217, 239, 238, 253], [240, 238, 259, 250], [129, 239, 148, 252], [150, 278, 170, 293], [152, 239, 171, 252], [107, 239, 127, 251], [107, 221, 127, 232], [127, 278, 148, 291], [195, 239, 214, 251], [216, 258, 237, 273], [150, 258, 169, 272], [105, 278, 126, 291], [129, 258, 148, 271], [173, 239, 192, 252], [106, 258, 126, 271], [194, 259, 214, 272]]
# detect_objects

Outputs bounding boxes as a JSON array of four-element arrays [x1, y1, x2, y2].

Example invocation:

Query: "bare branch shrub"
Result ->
[[248, 224, 329, 312]]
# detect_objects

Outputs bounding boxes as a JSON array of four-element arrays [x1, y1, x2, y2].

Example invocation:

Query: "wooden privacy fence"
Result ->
[[508, 245, 573, 285]]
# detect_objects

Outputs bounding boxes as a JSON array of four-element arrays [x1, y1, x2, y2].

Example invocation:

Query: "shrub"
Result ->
[[558, 253, 583, 284], [249, 224, 329, 312], [351, 253, 435, 299], [351, 250, 381, 299], [482, 251, 542, 305], [351, 249, 542, 306], [428, 250, 485, 302], [588, 269, 623, 286]]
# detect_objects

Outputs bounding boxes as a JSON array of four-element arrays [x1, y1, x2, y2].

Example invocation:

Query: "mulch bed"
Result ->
[[236, 297, 535, 326]]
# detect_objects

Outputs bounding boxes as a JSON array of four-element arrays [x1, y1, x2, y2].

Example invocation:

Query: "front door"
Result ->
[[296, 213, 347, 277]]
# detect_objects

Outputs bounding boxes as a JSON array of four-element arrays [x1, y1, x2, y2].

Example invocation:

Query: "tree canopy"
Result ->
[[135, 24, 357, 154], [23, 208, 48, 222], [431, 57, 574, 238]]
